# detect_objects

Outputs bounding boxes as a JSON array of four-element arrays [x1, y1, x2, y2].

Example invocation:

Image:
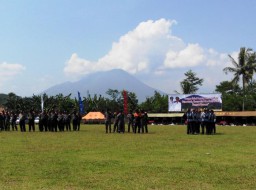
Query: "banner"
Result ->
[[78, 91, 85, 114], [168, 93, 222, 112], [123, 90, 128, 115], [41, 95, 44, 112]]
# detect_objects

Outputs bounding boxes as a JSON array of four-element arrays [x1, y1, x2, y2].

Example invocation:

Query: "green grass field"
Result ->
[[0, 124, 255, 190]]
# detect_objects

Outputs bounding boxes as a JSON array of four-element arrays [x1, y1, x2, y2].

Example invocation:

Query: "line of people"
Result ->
[[0, 110, 82, 132], [104, 109, 148, 134], [183, 108, 216, 135]]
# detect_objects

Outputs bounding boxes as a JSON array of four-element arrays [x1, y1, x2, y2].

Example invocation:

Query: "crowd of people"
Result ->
[[0, 108, 217, 135], [104, 109, 149, 134], [0, 110, 82, 132], [183, 108, 216, 135]]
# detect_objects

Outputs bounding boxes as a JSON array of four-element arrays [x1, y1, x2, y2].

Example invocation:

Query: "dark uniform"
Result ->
[[64, 113, 71, 131], [141, 110, 148, 133], [77, 113, 82, 131], [184, 109, 192, 134], [38, 113, 44, 132], [28, 111, 35, 132], [11, 112, 18, 131], [5, 112, 11, 131], [104, 110, 112, 133], [0, 112, 4, 131], [57, 112, 64, 131], [127, 111, 134, 133], [200, 109, 207, 134], [19, 112, 26, 132], [72, 111, 78, 131], [42, 111, 49, 131], [117, 111, 125, 133], [134, 109, 141, 133], [113, 112, 118, 133]]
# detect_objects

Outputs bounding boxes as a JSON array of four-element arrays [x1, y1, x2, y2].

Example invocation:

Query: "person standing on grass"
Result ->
[[42, 111, 49, 132], [11, 111, 18, 131], [38, 113, 44, 132], [134, 109, 141, 133], [77, 112, 82, 131], [28, 110, 35, 132], [117, 110, 125, 133], [200, 109, 207, 134], [72, 110, 78, 131], [104, 109, 112, 133], [140, 110, 148, 133], [184, 108, 192, 134], [0, 111, 4, 131], [19, 111, 26, 132], [113, 112, 119, 133], [65, 112, 72, 131], [5, 111, 11, 131], [127, 110, 134, 133], [209, 110, 216, 134]]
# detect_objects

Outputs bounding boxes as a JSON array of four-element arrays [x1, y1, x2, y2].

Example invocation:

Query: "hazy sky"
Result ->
[[1, 0, 256, 96]]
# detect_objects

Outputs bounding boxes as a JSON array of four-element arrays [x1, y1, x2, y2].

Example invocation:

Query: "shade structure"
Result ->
[[82, 112, 105, 123]]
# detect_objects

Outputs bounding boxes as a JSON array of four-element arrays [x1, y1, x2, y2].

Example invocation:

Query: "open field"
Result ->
[[0, 125, 255, 190]]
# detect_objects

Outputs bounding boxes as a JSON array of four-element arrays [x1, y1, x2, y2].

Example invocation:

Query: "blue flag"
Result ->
[[78, 91, 85, 114]]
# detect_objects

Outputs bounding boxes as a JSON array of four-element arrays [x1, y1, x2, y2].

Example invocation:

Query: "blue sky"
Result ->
[[1, 0, 256, 97]]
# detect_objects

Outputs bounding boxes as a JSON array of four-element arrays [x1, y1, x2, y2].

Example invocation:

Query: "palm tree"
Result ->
[[223, 47, 256, 111]]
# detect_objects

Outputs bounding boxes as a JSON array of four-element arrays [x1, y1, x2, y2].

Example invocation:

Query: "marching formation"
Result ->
[[104, 109, 148, 134], [0, 110, 82, 132], [184, 108, 216, 135]]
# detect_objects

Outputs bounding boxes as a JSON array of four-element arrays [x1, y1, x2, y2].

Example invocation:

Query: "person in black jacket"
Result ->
[[28, 110, 35, 132], [104, 109, 112, 133]]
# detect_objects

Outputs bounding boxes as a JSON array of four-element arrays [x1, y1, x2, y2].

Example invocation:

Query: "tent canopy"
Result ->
[[82, 112, 105, 120]]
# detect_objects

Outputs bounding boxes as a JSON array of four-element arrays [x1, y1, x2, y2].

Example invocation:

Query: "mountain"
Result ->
[[42, 69, 166, 102]]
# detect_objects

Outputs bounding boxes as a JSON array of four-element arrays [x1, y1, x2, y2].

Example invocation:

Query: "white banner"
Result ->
[[168, 94, 222, 112]]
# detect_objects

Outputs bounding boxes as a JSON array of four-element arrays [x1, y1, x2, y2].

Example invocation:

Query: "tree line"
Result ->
[[1, 47, 256, 113]]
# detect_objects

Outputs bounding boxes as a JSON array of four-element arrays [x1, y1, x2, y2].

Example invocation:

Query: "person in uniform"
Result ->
[[200, 109, 207, 134], [117, 110, 125, 133], [11, 112, 18, 131], [64, 112, 71, 131], [184, 108, 192, 134], [77, 112, 82, 131], [28, 110, 35, 132], [0, 111, 4, 131], [72, 110, 78, 131], [19, 111, 26, 132], [104, 109, 112, 133], [38, 113, 44, 132], [134, 109, 141, 133], [57, 111, 64, 132], [140, 110, 148, 133], [127, 110, 134, 133], [5, 111, 11, 131], [113, 112, 118, 133], [209, 110, 216, 134]]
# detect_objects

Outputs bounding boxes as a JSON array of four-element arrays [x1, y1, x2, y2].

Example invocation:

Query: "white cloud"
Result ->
[[164, 43, 205, 68], [0, 62, 25, 86], [64, 18, 182, 76], [64, 18, 232, 93]]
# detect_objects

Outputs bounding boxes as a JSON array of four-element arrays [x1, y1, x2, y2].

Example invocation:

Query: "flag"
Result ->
[[78, 91, 85, 114], [41, 95, 44, 112], [123, 90, 128, 115]]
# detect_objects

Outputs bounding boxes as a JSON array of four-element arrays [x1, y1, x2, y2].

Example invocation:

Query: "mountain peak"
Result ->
[[43, 69, 166, 102]]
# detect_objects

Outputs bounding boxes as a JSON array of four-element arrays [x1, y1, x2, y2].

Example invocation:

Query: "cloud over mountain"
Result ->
[[64, 18, 234, 94]]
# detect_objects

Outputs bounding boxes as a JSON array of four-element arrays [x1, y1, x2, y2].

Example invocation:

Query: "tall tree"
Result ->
[[178, 70, 204, 94], [223, 47, 256, 111]]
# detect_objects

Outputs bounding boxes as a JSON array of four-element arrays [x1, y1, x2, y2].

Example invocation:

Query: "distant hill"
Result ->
[[42, 69, 166, 102]]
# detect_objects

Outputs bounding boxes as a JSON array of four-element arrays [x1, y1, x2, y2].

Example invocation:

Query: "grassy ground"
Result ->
[[0, 124, 255, 190]]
